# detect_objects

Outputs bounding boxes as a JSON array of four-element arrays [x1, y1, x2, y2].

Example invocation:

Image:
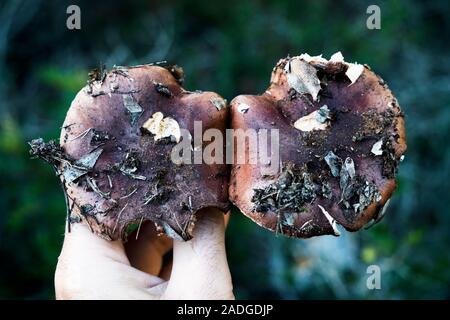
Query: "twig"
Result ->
[[135, 216, 144, 240], [299, 219, 313, 230], [113, 203, 128, 234], [68, 128, 92, 142], [107, 174, 113, 189], [52, 164, 72, 233], [172, 211, 184, 237], [120, 187, 138, 199], [86, 176, 110, 199], [67, 199, 75, 233]]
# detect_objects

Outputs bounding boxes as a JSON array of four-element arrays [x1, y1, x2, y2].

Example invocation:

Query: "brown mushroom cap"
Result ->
[[59, 65, 229, 241], [229, 53, 407, 238]]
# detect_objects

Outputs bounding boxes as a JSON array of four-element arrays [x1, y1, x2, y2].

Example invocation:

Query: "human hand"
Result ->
[[55, 208, 234, 300]]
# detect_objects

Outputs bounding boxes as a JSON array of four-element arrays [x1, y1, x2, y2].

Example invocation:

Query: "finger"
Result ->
[[124, 221, 173, 276], [59, 221, 129, 265], [158, 251, 173, 280], [162, 208, 234, 299], [127, 213, 228, 279], [55, 223, 164, 299]]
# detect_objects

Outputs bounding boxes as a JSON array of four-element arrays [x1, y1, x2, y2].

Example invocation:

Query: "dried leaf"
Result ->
[[294, 110, 329, 132], [345, 63, 364, 85], [339, 157, 356, 202], [298, 53, 328, 64], [282, 213, 295, 227], [62, 167, 87, 183], [141, 112, 181, 143], [356, 182, 382, 213], [237, 103, 250, 114], [371, 139, 383, 156], [343, 157, 356, 179], [119, 151, 147, 180], [321, 181, 332, 199], [301, 172, 316, 202], [123, 94, 143, 125], [324, 151, 342, 177], [161, 222, 184, 241], [329, 51, 345, 63], [63, 149, 103, 183], [318, 205, 340, 236], [285, 58, 321, 101], [75, 148, 103, 170], [315, 105, 331, 123], [210, 97, 227, 111]]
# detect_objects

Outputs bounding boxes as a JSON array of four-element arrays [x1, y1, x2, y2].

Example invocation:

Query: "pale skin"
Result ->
[[55, 209, 234, 299]]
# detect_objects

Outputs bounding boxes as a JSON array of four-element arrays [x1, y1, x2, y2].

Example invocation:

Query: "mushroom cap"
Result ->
[[229, 53, 406, 238], [60, 65, 229, 241]]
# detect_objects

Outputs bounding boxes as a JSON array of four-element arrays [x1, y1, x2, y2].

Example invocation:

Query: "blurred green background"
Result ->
[[0, 0, 449, 299]]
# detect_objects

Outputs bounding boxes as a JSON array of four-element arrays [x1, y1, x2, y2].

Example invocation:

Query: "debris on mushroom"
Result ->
[[285, 58, 321, 101], [141, 112, 181, 143], [371, 139, 383, 156], [291, 51, 365, 85], [122, 94, 143, 125], [237, 103, 250, 114], [294, 108, 330, 132], [324, 151, 342, 177], [318, 205, 341, 236], [298, 53, 328, 64], [62, 148, 103, 183], [210, 97, 227, 111], [345, 63, 364, 85], [329, 51, 345, 63]]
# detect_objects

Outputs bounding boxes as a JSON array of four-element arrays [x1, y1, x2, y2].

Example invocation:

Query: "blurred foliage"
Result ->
[[0, 0, 449, 299]]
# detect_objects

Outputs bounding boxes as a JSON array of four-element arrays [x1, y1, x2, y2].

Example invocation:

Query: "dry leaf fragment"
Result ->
[[295, 52, 363, 85], [330, 51, 345, 63], [75, 148, 103, 170], [160, 222, 184, 241], [318, 205, 340, 236], [345, 63, 364, 85], [122, 94, 143, 125], [371, 139, 383, 156], [285, 58, 321, 101], [210, 97, 227, 111], [339, 157, 356, 201], [294, 109, 330, 132], [342, 157, 356, 179], [62, 148, 103, 183], [237, 103, 250, 114], [315, 105, 331, 123], [324, 151, 342, 177], [298, 53, 328, 64], [141, 112, 181, 143]]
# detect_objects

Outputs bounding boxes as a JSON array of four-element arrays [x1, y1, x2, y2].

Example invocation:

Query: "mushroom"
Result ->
[[31, 64, 229, 241], [30, 53, 407, 242], [229, 53, 407, 238]]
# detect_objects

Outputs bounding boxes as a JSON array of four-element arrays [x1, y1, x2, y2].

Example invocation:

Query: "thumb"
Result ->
[[162, 209, 234, 300]]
